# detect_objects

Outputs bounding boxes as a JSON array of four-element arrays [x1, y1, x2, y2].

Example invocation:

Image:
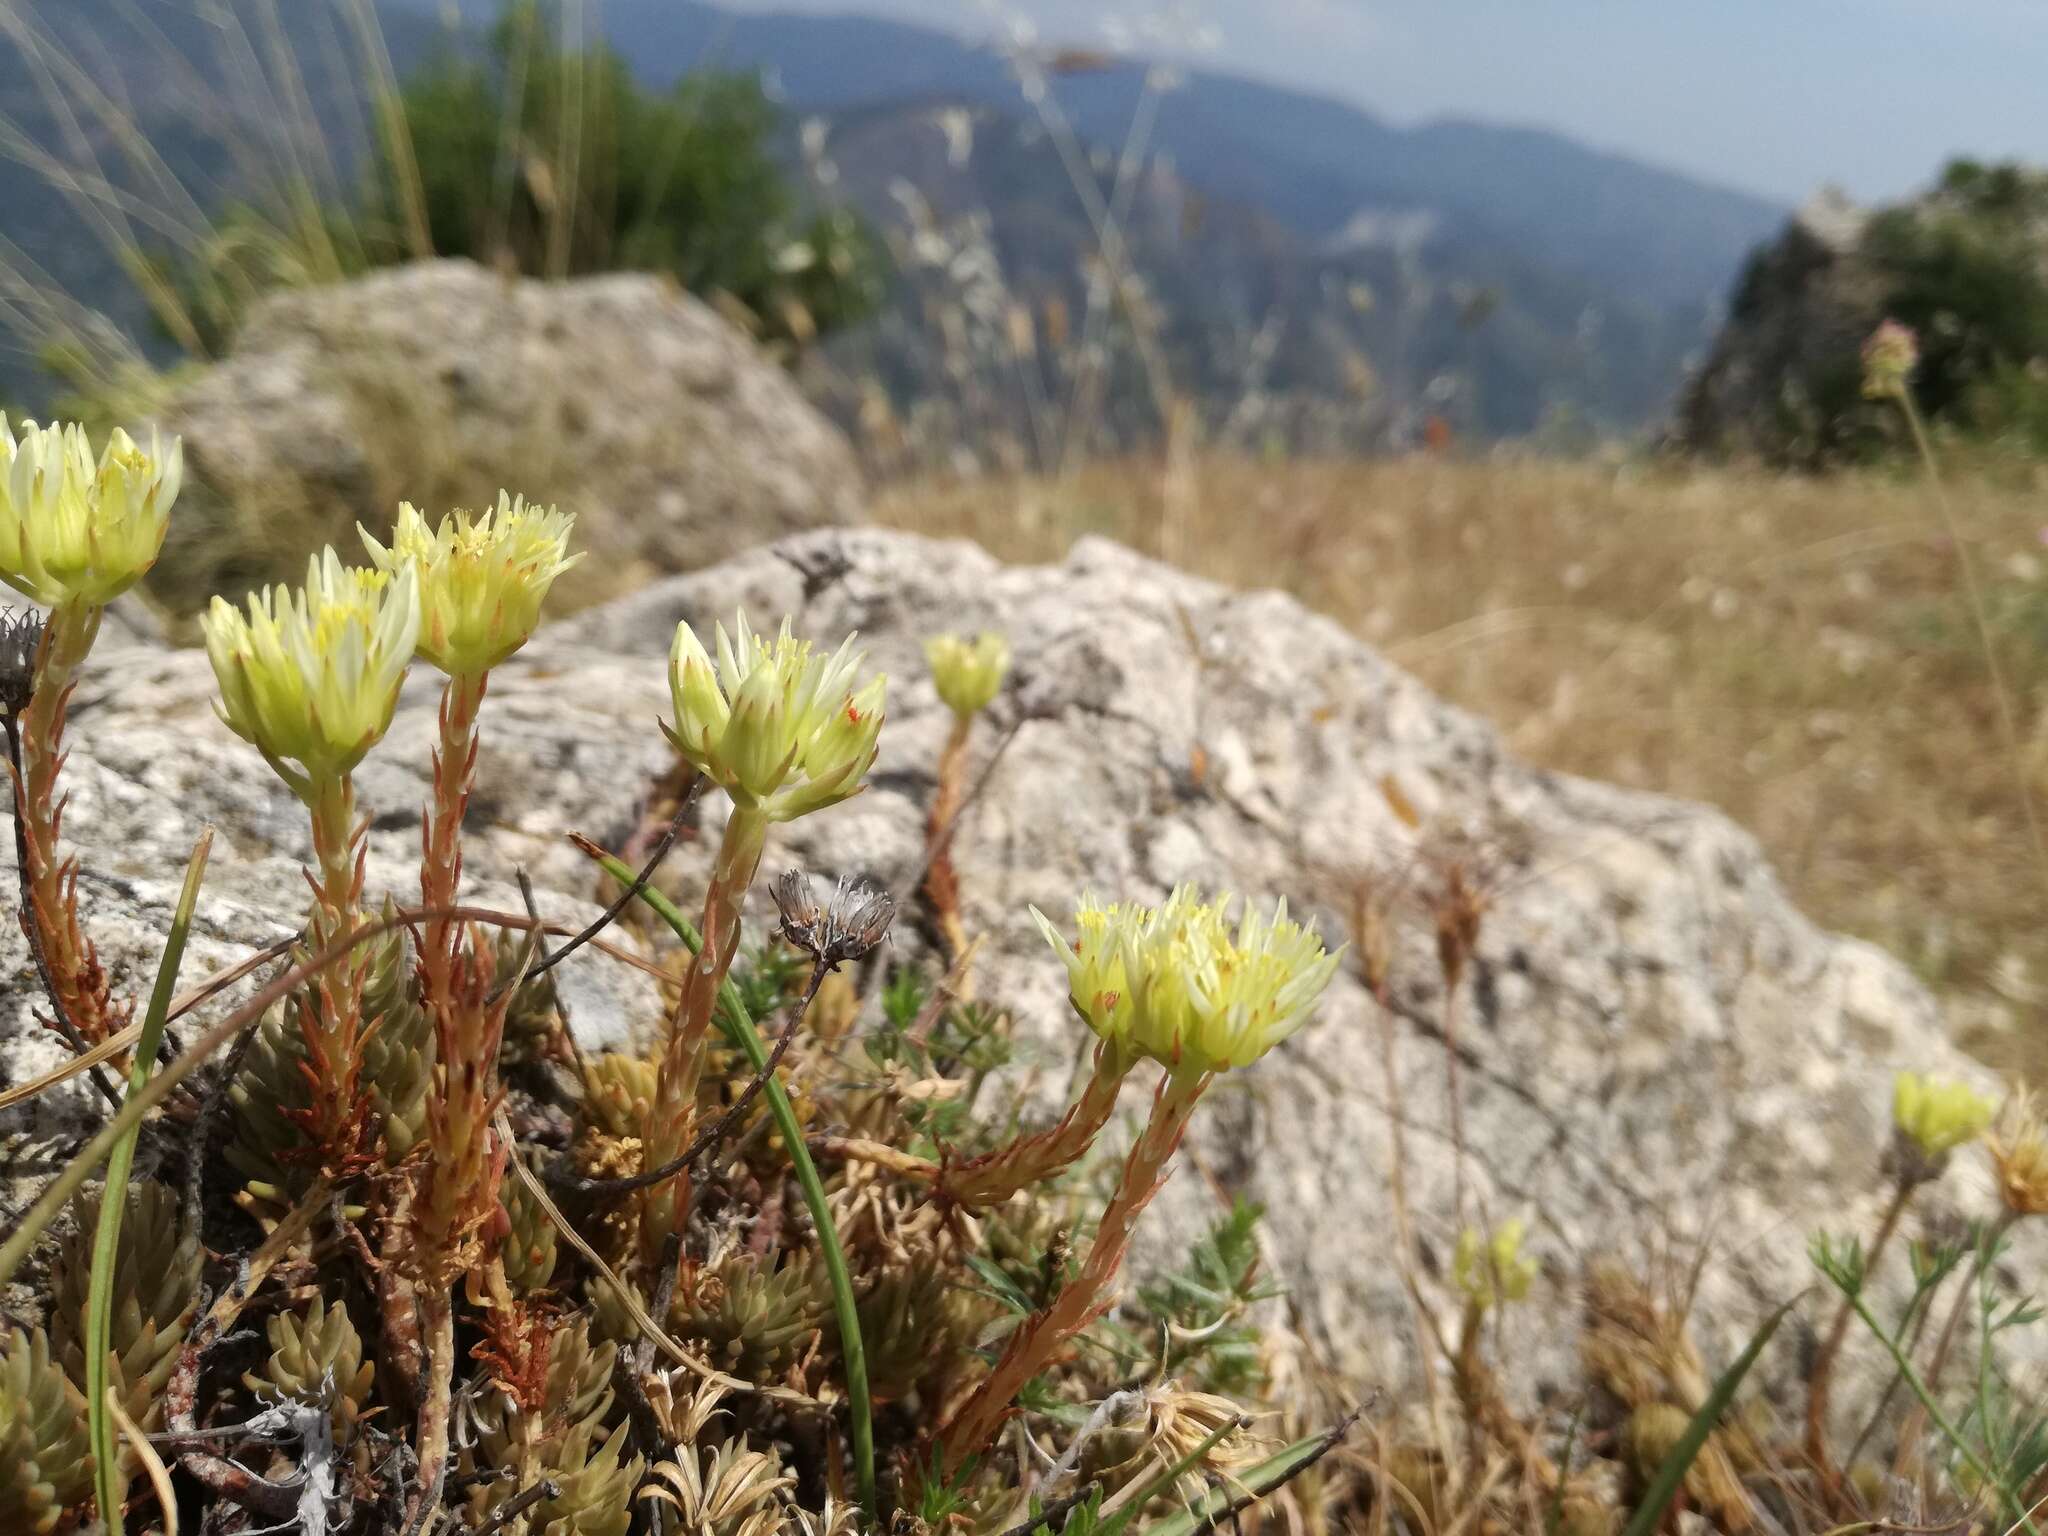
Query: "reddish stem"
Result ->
[[15, 597, 124, 1045], [936, 1067, 1211, 1476], [641, 804, 769, 1261], [940, 1041, 1133, 1208]]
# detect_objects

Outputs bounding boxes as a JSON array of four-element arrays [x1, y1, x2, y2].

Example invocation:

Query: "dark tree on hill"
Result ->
[[1677, 158, 2048, 465], [369, 1, 880, 346]]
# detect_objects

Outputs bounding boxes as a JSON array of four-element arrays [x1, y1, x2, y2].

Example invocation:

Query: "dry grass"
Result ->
[[877, 450, 2048, 1062]]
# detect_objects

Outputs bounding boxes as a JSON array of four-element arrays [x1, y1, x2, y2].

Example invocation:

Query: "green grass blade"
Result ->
[[586, 846, 878, 1521], [1618, 1299, 1794, 1536], [86, 827, 212, 1533], [1125, 1420, 1356, 1536]]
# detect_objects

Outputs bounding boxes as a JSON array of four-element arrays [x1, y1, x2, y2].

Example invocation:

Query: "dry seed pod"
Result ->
[[0, 1326, 91, 1534], [51, 1180, 199, 1439]]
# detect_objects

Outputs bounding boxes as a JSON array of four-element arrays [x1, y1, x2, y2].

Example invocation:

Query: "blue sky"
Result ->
[[715, 0, 2048, 204]]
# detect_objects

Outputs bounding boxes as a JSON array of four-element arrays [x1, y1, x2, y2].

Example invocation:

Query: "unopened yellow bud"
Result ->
[[359, 493, 579, 676], [203, 547, 420, 796], [0, 418, 181, 607], [1453, 1218, 1535, 1311], [1892, 1071, 1994, 1164], [665, 610, 885, 821], [925, 630, 1010, 719]]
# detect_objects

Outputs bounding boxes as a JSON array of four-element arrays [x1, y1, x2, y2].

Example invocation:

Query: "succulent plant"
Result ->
[[580, 1049, 659, 1143], [362, 908, 434, 1157], [856, 1263, 987, 1402], [467, 1320, 641, 1536], [675, 1253, 831, 1380], [500, 1155, 561, 1295], [244, 1295, 375, 1454], [50, 1179, 200, 1445], [532, 1419, 644, 1536], [0, 1326, 92, 1534], [230, 907, 433, 1200], [226, 1001, 315, 1204], [494, 926, 565, 1069]]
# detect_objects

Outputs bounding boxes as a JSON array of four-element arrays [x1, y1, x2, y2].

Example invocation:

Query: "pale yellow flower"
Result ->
[[1453, 1218, 1536, 1311], [1029, 895, 1139, 1056], [1032, 885, 1340, 1074], [0, 418, 181, 607], [359, 494, 580, 676], [1892, 1071, 1995, 1163], [666, 611, 885, 821], [203, 548, 420, 795], [924, 631, 1010, 719]]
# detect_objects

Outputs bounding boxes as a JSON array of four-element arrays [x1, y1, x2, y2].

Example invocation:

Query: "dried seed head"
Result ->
[[775, 868, 895, 968], [0, 607, 41, 715], [1862, 319, 1920, 400], [1988, 1091, 2048, 1217]]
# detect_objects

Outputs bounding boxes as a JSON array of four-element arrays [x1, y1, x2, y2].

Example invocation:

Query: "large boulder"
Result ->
[[1, 529, 1990, 1417], [148, 259, 862, 609]]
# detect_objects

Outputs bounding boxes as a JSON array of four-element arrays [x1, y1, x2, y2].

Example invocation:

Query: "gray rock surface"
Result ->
[[2, 528, 1996, 1421], [152, 259, 861, 606]]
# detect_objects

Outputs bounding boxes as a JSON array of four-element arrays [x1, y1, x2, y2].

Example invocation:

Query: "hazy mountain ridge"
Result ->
[[795, 91, 1720, 456], [0, 0, 1788, 442], [393, 0, 1786, 313]]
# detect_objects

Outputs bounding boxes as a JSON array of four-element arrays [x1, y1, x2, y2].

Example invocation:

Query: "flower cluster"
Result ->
[[360, 494, 580, 676], [1032, 885, 1340, 1075], [666, 612, 886, 821], [924, 630, 1010, 719], [0, 418, 181, 608], [203, 549, 421, 795]]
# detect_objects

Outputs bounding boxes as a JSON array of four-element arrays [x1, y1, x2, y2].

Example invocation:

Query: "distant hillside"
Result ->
[[795, 95, 1719, 459], [397, 0, 1786, 314], [0, 0, 1787, 447]]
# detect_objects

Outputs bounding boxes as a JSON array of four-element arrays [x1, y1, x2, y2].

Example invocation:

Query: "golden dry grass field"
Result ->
[[879, 451, 2048, 1064]]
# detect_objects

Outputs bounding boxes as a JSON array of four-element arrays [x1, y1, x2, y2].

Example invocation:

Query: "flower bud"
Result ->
[[924, 630, 1010, 719], [1452, 1218, 1535, 1311], [1891, 1070, 1994, 1167], [0, 419, 181, 607]]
